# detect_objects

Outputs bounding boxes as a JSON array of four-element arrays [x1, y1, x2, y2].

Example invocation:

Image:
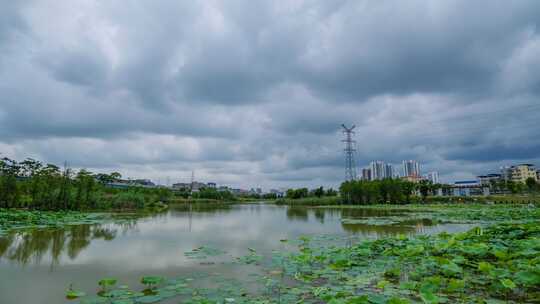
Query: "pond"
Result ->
[[0, 203, 475, 304]]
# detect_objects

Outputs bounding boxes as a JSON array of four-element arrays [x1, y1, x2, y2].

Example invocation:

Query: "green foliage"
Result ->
[[141, 276, 165, 287], [192, 188, 235, 201], [0, 157, 174, 211], [275, 196, 342, 205], [286, 188, 309, 199], [340, 178, 422, 204], [65, 288, 86, 299], [526, 177, 538, 191]]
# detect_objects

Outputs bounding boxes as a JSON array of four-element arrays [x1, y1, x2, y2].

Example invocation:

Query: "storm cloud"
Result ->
[[1, 0, 539, 188]]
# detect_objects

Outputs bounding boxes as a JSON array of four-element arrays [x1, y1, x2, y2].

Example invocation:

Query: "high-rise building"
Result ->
[[361, 168, 372, 181], [369, 161, 394, 180], [384, 163, 393, 179], [402, 160, 420, 177], [426, 171, 440, 184]]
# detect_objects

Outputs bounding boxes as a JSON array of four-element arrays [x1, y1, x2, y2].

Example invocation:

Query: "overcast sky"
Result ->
[[1, 1, 539, 189]]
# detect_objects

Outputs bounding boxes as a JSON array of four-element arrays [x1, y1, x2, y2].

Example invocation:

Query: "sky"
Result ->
[[1, 1, 539, 189]]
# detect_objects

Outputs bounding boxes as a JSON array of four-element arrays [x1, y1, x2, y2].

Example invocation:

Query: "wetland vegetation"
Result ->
[[2, 203, 536, 304]]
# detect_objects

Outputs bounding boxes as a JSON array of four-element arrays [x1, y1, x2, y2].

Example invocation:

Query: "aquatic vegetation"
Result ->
[[184, 246, 227, 259], [272, 222, 540, 303], [73, 220, 539, 303], [341, 217, 402, 226], [60, 204, 538, 303], [66, 285, 86, 299], [141, 276, 165, 290], [236, 248, 264, 265], [0, 208, 107, 234], [336, 203, 540, 224]]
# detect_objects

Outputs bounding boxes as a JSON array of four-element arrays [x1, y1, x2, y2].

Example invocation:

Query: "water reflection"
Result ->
[[0, 204, 475, 304], [286, 206, 309, 221], [0, 224, 118, 266], [0, 205, 448, 268]]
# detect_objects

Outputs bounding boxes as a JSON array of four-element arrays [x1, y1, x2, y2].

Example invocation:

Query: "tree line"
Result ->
[[339, 179, 442, 204], [286, 187, 338, 199], [0, 157, 172, 210]]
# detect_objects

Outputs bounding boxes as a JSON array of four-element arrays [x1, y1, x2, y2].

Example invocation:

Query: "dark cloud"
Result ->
[[1, 0, 539, 188]]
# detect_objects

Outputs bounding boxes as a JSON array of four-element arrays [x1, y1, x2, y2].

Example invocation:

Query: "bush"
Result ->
[[110, 192, 146, 209]]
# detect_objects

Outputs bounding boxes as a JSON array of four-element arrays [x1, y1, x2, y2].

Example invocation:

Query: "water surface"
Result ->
[[0, 203, 473, 303]]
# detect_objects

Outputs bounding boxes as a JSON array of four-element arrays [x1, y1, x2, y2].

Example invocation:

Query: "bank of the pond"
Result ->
[[275, 196, 342, 205], [326, 203, 540, 224], [275, 194, 540, 206]]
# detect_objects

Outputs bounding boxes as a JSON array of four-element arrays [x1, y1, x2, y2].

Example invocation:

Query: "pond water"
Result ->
[[0, 203, 474, 304]]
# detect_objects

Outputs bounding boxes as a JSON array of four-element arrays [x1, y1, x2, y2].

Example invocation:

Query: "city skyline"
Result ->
[[0, 1, 539, 189]]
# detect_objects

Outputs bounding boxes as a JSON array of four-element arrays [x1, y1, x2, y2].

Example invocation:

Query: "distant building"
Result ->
[[207, 182, 217, 188], [453, 180, 485, 196], [511, 164, 537, 184], [401, 175, 423, 183], [172, 182, 191, 190], [426, 171, 440, 184], [361, 168, 372, 181], [402, 160, 420, 177], [499, 164, 537, 184], [477, 174, 501, 186], [132, 179, 155, 187], [191, 181, 206, 192], [370, 161, 388, 180], [384, 163, 393, 179], [500, 166, 513, 181]]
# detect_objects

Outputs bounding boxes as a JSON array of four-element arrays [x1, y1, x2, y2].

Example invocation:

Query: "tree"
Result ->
[[401, 181, 415, 203], [418, 180, 432, 202], [0, 157, 20, 208], [313, 186, 325, 198], [525, 177, 537, 192], [325, 188, 338, 196], [75, 169, 96, 209], [286, 188, 309, 199]]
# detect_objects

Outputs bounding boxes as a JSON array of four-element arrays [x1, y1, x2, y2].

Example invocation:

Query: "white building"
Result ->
[[384, 163, 393, 179], [402, 160, 420, 177], [370, 161, 386, 180]]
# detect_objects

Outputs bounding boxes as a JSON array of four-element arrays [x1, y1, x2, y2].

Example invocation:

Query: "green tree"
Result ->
[[525, 177, 537, 192], [325, 188, 338, 196], [313, 186, 325, 198], [418, 180, 432, 202]]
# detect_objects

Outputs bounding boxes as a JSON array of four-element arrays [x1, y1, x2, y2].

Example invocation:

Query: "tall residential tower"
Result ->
[[402, 160, 420, 177]]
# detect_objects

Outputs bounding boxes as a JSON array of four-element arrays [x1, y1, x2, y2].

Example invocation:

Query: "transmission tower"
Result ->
[[341, 124, 357, 181]]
